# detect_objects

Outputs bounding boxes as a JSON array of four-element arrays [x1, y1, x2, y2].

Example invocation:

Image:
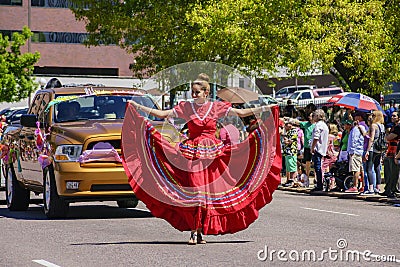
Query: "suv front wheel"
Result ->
[[43, 165, 69, 218]]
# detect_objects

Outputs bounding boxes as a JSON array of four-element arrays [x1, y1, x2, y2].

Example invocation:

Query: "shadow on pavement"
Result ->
[[70, 240, 252, 246], [278, 186, 400, 206], [0, 204, 153, 220]]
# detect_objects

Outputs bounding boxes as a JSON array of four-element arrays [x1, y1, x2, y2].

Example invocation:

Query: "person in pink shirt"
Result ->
[[219, 117, 240, 145], [322, 124, 339, 173]]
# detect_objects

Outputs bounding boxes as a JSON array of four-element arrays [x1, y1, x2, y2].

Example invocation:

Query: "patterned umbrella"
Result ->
[[327, 92, 384, 112]]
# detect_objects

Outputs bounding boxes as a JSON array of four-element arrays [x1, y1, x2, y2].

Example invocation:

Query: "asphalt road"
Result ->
[[0, 190, 399, 267]]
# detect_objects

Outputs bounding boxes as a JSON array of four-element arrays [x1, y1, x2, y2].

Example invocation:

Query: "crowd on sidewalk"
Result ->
[[279, 101, 400, 198]]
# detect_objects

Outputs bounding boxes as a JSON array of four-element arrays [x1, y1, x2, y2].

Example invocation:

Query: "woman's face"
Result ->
[[191, 83, 208, 99]]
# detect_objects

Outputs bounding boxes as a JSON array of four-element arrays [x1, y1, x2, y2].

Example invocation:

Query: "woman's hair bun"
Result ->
[[197, 73, 210, 82]]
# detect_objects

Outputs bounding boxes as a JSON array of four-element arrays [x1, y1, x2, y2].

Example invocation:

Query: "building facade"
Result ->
[[0, 0, 133, 77]]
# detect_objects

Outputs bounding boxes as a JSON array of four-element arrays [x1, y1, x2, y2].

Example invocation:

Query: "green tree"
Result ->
[[70, 0, 400, 96], [0, 26, 40, 103]]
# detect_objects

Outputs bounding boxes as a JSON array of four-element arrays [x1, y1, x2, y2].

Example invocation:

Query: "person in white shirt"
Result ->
[[310, 109, 329, 191]]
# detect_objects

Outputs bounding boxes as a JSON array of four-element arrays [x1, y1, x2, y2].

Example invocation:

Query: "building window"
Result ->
[[34, 66, 119, 76], [1, 30, 106, 45], [1, 30, 91, 44], [0, 0, 22, 6], [32, 31, 88, 44], [239, 78, 245, 88], [31, 0, 79, 8], [0, 30, 16, 39]]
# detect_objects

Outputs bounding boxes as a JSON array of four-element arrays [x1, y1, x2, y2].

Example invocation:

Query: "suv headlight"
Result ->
[[54, 145, 83, 162]]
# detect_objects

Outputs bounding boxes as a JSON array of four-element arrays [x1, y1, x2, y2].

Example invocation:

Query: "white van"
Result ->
[[273, 85, 317, 101], [286, 87, 344, 106]]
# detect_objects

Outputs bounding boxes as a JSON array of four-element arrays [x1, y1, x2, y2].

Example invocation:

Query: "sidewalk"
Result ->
[[278, 176, 400, 206]]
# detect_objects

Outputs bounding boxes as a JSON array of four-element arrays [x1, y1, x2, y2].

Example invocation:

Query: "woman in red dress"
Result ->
[[123, 73, 281, 245]]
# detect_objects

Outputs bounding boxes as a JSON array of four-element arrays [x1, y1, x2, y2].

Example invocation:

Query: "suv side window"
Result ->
[[29, 94, 44, 115], [37, 93, 51, 122], [300, 92, 312, 100], [276, 88, 287, 97], [316, 90, 327, 96], [329, 89, 342, 95]]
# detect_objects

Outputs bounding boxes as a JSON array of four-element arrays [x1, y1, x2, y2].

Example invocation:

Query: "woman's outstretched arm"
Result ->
[[228, 104, 278, 118], [128, 100, 174, 119]]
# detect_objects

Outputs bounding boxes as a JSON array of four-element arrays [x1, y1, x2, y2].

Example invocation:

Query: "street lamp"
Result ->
[[38, 77, 47, 89]]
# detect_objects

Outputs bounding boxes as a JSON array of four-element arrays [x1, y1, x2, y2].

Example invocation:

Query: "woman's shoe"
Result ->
[[188, 232, 197, 245], [197, 233, 206, 244]]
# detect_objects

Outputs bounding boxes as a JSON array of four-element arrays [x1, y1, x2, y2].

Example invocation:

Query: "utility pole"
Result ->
[[28, 0, 32, 106]]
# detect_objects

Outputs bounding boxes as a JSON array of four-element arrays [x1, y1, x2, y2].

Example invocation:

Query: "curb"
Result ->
[[277, 186, 400, 205]]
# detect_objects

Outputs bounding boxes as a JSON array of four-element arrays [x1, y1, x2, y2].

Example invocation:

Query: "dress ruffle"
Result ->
[[122, 104, 282, 235], [179, 136, 225, 159]]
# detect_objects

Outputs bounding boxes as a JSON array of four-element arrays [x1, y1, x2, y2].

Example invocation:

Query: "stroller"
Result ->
[[323, 160, 354, 192]]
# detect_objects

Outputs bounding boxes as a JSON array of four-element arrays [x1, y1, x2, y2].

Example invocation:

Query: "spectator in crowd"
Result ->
[[219, 117, 240, 145], [321, 106, 329, 118], [292, 165, 309, 188], [365, 110, 385, 194], [385, 100, 397, 129], [279, 118, 286, 177], [299, 112, 315, 180], [305, 103, 317, 114], [383, 111, 400, 197], [338, 120, 352, 162], [346, 119, 367, 193], [397, 146, 400, 195], [0, 115, 7, 134], [341, 108, 353, 126], [294, 119, 304, 164], [310, 109, 329, 191], [354, 111, 369, 193], [282, 118, 298, 186], [322, 124, 339, 173], [284, 99, 297, 118], [331, 106, 343, 129]]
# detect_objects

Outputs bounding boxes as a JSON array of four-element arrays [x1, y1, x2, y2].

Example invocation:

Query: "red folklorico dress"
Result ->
[[121, 101, 281, 235]]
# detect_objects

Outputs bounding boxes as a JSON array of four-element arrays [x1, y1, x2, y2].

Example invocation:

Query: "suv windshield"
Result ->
[[54, 94, 160, 122]]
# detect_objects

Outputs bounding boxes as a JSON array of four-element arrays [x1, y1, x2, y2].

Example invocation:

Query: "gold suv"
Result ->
[[2, 86, 178, 218]]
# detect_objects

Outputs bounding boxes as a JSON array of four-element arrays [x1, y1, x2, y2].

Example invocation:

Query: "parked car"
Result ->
[[273, 85, 317, 101], [259, 95, 279, 105], [284, 87, 344, 107], [383, 82, 400, 104], [6, 107, 28, 124], [247, 95, 279, 107], [2, 86, 179, 218], [0, 106, 28, 121]]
